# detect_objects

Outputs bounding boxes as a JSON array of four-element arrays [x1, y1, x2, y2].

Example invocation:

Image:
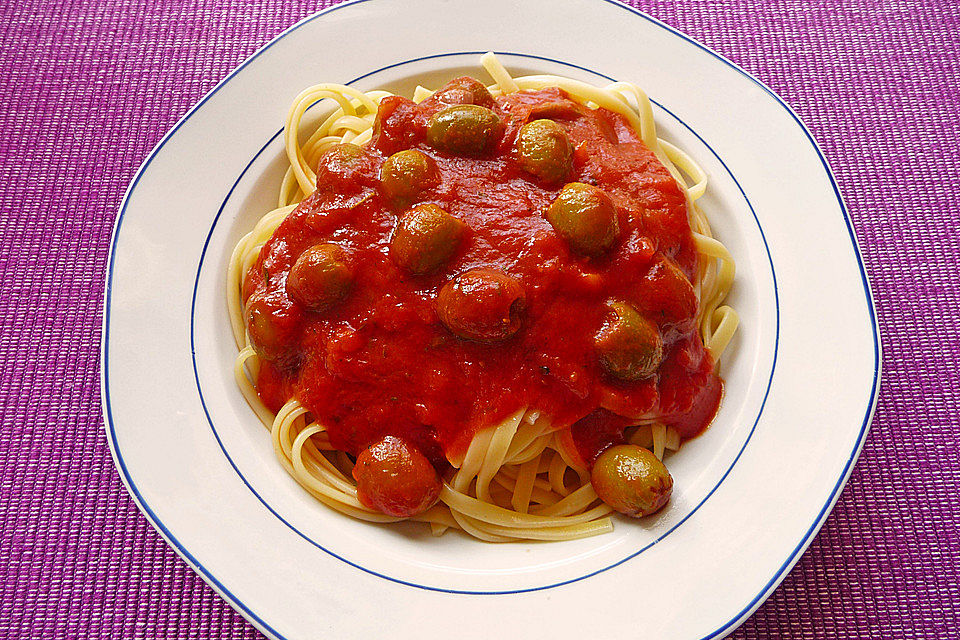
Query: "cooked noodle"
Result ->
[[227, 54, 739, 541]]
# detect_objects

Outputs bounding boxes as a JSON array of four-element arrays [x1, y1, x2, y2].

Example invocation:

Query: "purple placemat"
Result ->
[[1, 0, 958, 637]]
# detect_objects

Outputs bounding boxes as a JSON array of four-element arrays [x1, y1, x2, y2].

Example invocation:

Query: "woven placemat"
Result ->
[[1, 0, 957, 637]]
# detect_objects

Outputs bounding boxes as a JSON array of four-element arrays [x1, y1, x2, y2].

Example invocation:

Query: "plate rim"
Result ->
[[100, 0, 882, 638]]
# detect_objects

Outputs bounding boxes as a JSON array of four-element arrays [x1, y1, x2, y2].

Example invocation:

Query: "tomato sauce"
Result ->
[[244, 80, 722, 469]]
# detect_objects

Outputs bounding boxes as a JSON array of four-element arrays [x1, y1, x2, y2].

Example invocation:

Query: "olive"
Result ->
[[286, 243, 353, 311], [426, 105, 501, 156], [528, 100, 583, 121], [635, 255, 698, 326], [591, 444, 673, 517], [516, 119, 573, 184], [380, 150, 440, 206], [245, 292, 302, 363], [391, 204, 466, 274], [431, 76, 495, 108], [353, 436, 442, 517], [371, 96, 424, 155], [319, 142, 364, 163], [438, 268, 525, 342], [314, 143, 369, 185], [595, 300, 663, 380], [545, 182, 620, 256]]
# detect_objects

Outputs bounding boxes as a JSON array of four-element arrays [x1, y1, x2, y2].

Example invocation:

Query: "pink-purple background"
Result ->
[[1, 0, 958, 637]]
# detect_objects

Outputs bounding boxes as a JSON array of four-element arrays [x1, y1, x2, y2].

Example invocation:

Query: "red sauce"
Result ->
[[244, 80, 722, 470]]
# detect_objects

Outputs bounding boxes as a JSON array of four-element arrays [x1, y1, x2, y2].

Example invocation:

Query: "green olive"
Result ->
[[545, 182, 620, 256], [591, 444, 673, 517], [516, 119, 573, 184], [426, 105, 501, 156], [432, 76, 496, 108], [245, 293, 302, 363], [315, 143, 366, 181], [285, 243, 353, 311], [352, 436, 442, 517], [636, 255, 698, 326], [320, 142, 364, 162], [437, 268, 525, 342], [380, 150, 439, 206], [528, 100, 583, 121], [391, 204, 466, 274], [595, 301, 663, 380]]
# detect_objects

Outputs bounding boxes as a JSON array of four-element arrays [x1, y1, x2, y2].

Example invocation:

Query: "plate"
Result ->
[[102, 0, 880, 638]]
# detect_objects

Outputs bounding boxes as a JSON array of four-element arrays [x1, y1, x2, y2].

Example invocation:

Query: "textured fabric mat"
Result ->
[[1, 0, 958, 637]]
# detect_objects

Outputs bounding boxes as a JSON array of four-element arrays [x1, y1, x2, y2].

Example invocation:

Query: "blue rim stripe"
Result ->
[[101, 1, 881, 638]]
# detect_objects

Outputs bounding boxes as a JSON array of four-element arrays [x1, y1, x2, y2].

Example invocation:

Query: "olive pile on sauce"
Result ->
[[244, 76, 706, 519]]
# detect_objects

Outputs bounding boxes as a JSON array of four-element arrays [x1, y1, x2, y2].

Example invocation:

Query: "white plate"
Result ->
[[102, 0, 880, 638]]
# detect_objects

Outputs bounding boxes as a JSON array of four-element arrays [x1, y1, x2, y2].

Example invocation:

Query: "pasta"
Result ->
[[227, 53, 738, 541]]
